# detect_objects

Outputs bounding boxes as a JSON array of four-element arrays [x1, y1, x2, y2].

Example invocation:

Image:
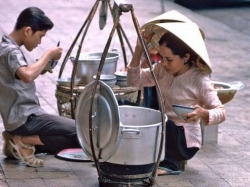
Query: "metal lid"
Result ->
[[75, 80, 120, 162]]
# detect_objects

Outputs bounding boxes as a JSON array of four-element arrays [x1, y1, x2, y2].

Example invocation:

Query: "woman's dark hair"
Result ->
[[159, 31, 197, 63], [15, 7, 54, 33]]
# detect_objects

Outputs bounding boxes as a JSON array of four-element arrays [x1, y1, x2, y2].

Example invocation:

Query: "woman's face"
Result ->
[[158, 44, 189, 76]]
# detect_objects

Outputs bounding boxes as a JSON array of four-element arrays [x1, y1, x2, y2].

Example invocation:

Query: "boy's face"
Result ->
[[23, 27, 47, 51]]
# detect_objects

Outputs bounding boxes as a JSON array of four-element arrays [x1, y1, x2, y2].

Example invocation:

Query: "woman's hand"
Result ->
[[136, 30, 155, 49], [182, 105, 209, 123], [128, 31, 155, 68]]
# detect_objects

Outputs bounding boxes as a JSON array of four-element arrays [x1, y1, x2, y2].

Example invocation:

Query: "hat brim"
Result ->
[[142, 22, 212, 73], [142, 10, 205, 39], [146, 10, 194, 24]]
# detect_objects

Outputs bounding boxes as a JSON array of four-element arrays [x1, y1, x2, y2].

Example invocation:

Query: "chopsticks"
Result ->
[[51, 41, 60, 67]]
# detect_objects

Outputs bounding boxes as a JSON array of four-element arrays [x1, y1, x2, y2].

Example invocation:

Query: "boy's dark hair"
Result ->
[[15, 7, 54, 33]]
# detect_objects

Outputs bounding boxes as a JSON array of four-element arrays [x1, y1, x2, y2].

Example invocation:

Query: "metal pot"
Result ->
[[75, 82, 166, 166], [106, 106, 166, 165], [70, 52, 119, 84]]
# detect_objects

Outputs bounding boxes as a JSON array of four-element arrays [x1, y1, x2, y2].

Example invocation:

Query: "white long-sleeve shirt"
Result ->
[[127, 63, 226, 148]]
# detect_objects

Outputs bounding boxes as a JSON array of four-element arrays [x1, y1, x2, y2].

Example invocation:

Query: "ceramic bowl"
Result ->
[[57, 78, 80, 87], [114, 71, 127, 81], [116, 79, 128, 87], [114, 71, 128, 87], [211, 81, 237, 104], [172, 104, 194, 118], [93, 74, 117, 88]]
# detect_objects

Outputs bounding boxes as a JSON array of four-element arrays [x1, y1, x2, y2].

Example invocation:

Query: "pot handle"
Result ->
[[121, 128, 141, 139]]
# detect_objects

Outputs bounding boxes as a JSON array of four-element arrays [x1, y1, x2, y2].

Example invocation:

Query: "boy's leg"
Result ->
[[9, 114, 81, 154]]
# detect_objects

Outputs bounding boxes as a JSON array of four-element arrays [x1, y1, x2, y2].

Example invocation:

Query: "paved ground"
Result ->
[[0, 0, 250, 187]]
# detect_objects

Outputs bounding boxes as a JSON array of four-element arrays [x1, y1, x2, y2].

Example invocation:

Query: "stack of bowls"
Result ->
[[57, 77, 81, 87], [114, 71, 128, 87], [93, 74, 117, 88]]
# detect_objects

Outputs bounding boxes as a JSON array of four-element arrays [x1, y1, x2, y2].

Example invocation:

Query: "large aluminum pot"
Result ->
[[70, 52, 119, 84], [106, 106, 167, 165]]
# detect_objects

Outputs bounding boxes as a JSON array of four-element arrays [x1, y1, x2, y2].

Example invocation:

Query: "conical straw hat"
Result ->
[[141, 10, 205, 46], [146, 10, 194, 24], [143, 22, 212, 73]]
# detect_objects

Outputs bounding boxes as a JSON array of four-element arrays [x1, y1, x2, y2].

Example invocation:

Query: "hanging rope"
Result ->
[[57, 0, 166, 186]]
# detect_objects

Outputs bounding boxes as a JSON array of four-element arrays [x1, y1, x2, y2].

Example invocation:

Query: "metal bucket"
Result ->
[[70, 52, 119, 84], [106, 106, 165, 165], [75, 82, 166, 186], [99, 106, 166, 186]]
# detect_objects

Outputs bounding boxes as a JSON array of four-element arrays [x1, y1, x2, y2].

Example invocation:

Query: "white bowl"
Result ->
[[172, 104, 194, 118], [102, 79, 117, 88], [93, 74, 116, 80], [114, 71, 127, 81], [114, 71, 127, 77], [116, 80, 128, 87], [212, 81, 232, 91], [57, 78, 80, 87], [93, 74, 117, 88]]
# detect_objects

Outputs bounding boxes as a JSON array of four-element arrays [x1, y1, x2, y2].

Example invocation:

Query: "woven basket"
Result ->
[[112, 86, 138, 103], [212, 81, 237, 104], [217, 89, 236, 104], [55, 85, 84, 118], [55, 84, 139, 119]]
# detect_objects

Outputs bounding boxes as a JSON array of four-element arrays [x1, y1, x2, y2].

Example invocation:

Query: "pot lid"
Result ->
[[75, 80, 120, 162]]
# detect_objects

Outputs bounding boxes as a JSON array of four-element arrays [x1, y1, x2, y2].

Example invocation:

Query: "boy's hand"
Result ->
[[47, 47, 62, 61]]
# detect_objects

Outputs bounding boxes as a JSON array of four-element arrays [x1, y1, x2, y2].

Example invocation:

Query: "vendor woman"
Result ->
[[127, 21, 226, 175]]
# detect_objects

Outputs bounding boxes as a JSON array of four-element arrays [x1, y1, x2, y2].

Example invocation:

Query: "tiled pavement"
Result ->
[[0, 0, 250, 186]]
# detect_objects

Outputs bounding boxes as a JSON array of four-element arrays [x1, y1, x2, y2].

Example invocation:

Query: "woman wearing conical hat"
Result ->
[[127, 15, 226, 175]]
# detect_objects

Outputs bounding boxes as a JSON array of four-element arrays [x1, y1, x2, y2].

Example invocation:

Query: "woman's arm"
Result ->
[[128, 31, 155, 68], [183, 78, 226, 125]]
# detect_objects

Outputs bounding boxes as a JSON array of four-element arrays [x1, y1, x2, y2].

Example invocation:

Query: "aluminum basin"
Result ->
[[70, 52, 119, 84]]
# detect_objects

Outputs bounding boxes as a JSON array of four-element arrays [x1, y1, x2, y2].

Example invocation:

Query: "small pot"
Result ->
[[70, 52, 119, 84]]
